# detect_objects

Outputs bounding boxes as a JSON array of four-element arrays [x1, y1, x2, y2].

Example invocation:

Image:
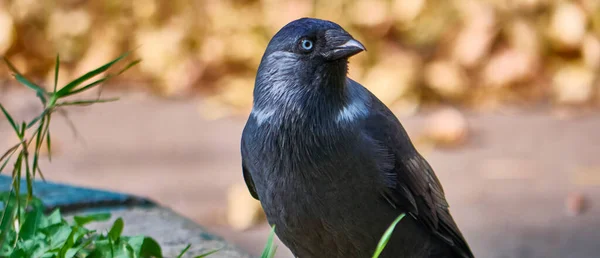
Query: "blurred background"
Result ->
[[0, 0, 599, 257]]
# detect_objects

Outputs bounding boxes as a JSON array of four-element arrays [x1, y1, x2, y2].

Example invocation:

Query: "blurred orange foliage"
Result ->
[[0, 0, 599, 117]]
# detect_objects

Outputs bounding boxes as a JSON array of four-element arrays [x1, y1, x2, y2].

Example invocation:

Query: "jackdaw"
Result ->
[[241, 17, 474, 258]]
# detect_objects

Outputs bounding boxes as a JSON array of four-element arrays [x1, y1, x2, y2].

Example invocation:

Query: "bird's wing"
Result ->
[[241, 129, 259, 200], [242, 161, 259, 200], [360, 88, 473, 258]]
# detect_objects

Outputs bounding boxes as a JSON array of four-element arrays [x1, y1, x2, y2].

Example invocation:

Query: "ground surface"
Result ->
[[1, 90, 599, 258]]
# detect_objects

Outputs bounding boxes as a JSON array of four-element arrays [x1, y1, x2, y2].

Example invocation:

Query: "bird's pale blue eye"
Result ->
[[301, 39, 313, 50]]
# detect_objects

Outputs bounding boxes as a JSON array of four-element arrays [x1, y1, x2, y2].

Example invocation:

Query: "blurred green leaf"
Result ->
[[67, 237, 94, 258], [19, 198, 43, 241], [140, 237, 162, 258], [73, 213, 111, 227], [108, 218, 124, 241], [58, 226, 77, 258], [45, 223, 72, 250], [42, 209, 63, 228], [113, 241, 132, 258], [8, 249, 25, 258], [88, 238, 112, 258], [125, 236, 144, 256]]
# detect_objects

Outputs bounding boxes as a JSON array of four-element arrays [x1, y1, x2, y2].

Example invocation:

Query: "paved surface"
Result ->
[[1, 89, 600, 257]]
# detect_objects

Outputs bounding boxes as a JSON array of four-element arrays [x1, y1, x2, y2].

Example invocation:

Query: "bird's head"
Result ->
[[263, 18, 366, 64], [252, 18, 367, 123]]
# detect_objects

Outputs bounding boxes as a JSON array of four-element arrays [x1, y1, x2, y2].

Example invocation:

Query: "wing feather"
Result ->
[[241, 128, 259, 200], [355, 79, 474, 258]]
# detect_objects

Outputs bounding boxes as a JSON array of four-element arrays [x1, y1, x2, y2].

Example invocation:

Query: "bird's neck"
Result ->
[[252, 60, 353, 126]]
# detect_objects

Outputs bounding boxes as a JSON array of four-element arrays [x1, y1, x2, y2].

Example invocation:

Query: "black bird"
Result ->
[[241, 18, 474, 258]]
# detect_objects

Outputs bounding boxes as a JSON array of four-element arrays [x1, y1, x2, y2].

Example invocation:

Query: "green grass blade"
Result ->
[[20, 122, 33, 200], [57, 98, 119, 107], [54, 54, 60, 93], [0, 150, 16, 174], [19, 121, 26, 139], [116, 59, 141, 76], [12, 142, 24, 241], [31, 117, 45, 178], [260, 225, 278, 258], [14, 74, 47, 105], [13, 73, 44, 93], [0, 192, 17, 247], [0, 143, 20, 170], [26, 110, 47, 129], [33, 116, 50, 177], [63, 77, 108, 97], [31, 153, 38, 179], [194, 248, 221, 258], [63, 59, 140, 98], [19, 121, 32, 199], [176, 244, 191, 258], [56, 109, 81, 141], [3, 57, 47, 104], [372, 213, 405, 258], [2, 56, 21, 75], [12, 155, 22, 189], [25, 163, 32, 201], [55, 52, 130, 97], [268, 245, 277, 258], [46, 127, 52, 161], [0, 103, 19, 134], [35, 166, 45, 181]]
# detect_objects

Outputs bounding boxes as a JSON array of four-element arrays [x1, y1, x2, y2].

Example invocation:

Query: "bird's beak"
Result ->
[[322, 32, 366, 61]]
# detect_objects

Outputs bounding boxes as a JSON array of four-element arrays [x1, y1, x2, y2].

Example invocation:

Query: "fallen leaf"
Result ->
[[565, 192, 588, 216]]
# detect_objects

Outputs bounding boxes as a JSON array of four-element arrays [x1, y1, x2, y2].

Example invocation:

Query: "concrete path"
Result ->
[[1, 89, 599, 257]]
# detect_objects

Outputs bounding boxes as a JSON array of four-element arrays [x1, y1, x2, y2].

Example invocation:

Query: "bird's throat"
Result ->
[[252, 60, 352, 126]]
